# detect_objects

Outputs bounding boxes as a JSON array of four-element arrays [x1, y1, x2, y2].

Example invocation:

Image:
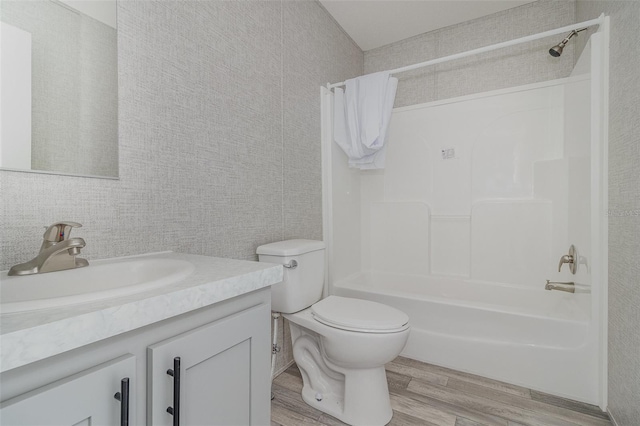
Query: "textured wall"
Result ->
[[0, 0, 362, 375], [575, 2, 640, 424], [0, 0, 362, 268], [2, 1, 118, 177], [276, 0, 363, 374], [365, 0, 577, 107], [283, 1, 362, 241]]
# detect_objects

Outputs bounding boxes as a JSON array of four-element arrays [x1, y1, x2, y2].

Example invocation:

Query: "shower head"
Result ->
[[549, 28, 587, 57], [549, 41, 567, 57]]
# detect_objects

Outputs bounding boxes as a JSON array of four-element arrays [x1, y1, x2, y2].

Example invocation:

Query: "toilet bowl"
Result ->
[[285, 297, 410, 425], [257, 240, 411, 426]]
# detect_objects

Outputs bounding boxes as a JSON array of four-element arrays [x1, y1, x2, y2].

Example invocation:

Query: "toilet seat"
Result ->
[[311, 296, 409, 333]]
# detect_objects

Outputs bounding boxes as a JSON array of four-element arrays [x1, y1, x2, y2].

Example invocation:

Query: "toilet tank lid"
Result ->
[[256, 239, 325, 256]]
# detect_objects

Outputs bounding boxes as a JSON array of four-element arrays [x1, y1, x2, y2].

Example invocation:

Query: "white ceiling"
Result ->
[[319, 0, 536, 51]]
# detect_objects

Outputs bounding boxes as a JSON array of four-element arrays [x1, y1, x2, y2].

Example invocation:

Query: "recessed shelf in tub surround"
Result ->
[[0, 252, 283, 373]]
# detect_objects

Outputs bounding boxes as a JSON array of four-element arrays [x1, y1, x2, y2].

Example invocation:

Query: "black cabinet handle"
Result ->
[[113, 377, 130, 426], [166, 357, 181, 426]]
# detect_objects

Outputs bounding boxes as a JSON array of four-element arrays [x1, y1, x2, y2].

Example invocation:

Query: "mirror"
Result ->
[[0, 0, 118, 178]]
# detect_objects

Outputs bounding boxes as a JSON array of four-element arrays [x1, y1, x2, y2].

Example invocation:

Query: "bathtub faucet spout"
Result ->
[[545, 280, 575, 293]]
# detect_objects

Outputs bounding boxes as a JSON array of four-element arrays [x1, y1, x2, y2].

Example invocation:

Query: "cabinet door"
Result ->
[[0, 354, 135, 426], [148, 303, 270, 426]]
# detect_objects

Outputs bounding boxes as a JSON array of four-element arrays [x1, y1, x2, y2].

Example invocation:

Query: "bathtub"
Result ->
[[332, 271, 599, 404]]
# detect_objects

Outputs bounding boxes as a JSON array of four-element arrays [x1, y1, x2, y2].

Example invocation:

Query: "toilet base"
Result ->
[[299, 366, 393, 426], [289, 325, 395, 425]]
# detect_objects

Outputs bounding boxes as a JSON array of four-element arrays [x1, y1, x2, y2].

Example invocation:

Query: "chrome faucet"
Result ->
[[8, 222, 89, 276]]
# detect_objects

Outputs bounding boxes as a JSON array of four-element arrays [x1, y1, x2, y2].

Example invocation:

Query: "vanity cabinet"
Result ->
[[148, 303, 270, 425], [0, 355, 136, 426], [0, 288, 272, 426]]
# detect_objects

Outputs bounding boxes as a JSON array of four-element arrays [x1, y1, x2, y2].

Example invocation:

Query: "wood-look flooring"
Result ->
[[271, 357, 611, 426]]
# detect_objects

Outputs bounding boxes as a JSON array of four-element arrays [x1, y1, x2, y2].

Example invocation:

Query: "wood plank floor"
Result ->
[[271, 357, 611, 426]]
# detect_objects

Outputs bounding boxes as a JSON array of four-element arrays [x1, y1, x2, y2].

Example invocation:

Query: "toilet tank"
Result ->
[[257, 239, 325, 313]]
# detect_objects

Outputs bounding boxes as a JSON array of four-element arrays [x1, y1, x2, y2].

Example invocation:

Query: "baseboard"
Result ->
[[273, 359, 296, 378], [607, 408, 620, 426]]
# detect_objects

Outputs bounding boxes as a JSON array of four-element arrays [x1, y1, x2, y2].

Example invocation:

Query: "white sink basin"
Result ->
[[1, 256, 195, 314]]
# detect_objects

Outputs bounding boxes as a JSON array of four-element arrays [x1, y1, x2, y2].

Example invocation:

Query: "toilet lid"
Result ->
[[311, 296, 409, 333]]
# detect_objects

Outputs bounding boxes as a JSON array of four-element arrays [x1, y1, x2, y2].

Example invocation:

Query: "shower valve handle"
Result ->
[[558, 255, 574, 271], [558, 245, 577, 274]]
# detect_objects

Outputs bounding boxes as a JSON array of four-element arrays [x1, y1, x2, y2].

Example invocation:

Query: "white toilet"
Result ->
[[257, 239, 410, 426]]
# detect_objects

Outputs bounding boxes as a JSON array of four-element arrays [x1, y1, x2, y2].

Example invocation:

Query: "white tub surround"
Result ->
[[322, 20, 609, 408], [0, 252, 283, 373]]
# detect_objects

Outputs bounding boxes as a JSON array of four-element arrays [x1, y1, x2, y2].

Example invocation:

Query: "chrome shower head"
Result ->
[[549, 28, 587, 57]]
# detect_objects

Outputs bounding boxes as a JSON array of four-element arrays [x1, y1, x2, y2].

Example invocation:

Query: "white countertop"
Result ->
[[0, 252, 283, 373]]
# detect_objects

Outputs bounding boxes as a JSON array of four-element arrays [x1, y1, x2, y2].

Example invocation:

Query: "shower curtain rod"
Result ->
[[327, 14, 605, 90]]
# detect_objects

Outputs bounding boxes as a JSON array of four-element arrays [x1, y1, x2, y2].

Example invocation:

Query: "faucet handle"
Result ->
[[558, 245, 577, 274], [43, 221, 83, 243]]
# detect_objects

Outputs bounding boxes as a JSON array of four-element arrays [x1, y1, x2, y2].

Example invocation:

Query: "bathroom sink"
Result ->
[[0, 256, 195, 314]]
